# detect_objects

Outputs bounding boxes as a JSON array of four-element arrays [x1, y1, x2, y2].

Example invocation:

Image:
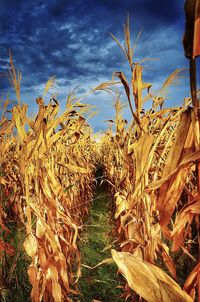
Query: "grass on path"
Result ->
[[76, 180, 124, 302]]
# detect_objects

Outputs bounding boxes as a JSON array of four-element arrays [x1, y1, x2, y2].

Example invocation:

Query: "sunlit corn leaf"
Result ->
[[0, 119, 14, 136], [47, 264, 62, 302], [115, 71, 142, 130], [114, 192, 127, 219], [0, 176, 8, 186], [146, 150, 200, 192], [12, 105, 28, 142], [172, 196, 200, 252], [28, 264, 37, 285], [82, 258, 113, 270], [131, 64, 152, 118], [24, 233, 38, 258], [162, 109, 192, 177], [57, 162, 91, 174], [158, 243, 177, 280], [184, 262, 200, 301], [111, 249, 192, 302]]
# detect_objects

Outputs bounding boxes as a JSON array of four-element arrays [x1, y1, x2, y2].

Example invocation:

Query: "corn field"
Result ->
[[0, 16, 200, 302]]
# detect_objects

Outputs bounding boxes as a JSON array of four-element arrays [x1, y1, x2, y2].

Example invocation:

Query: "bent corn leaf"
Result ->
[[111, 249, 192, 302]]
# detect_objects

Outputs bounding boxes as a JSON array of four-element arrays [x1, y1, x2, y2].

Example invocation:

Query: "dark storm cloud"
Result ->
[[0, 0, 195, 130]]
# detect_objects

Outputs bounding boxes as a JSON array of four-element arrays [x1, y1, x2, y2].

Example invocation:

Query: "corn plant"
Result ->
[[100, 17, 200, 301]]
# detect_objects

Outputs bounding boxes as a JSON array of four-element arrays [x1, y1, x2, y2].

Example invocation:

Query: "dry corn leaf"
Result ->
[[47, 263, 62, 302], [111, 249, 192, 302], [82, 258, 113, 270], [184, 262, 200, 301], [172, 196, 200, 252], [24, 233, 38, 258], [28, 264, 37, 285], [57, 162, 90, 174], [12, 105, 27, 142], [145, 149, 200, 193], [159, 243, 177, 280], [115, 71, 142, 130], [132, 133, 154, 185], [0, 119, 14, 136], [131, 64, 151, 118], [114, 192, 127, 219], [0, 176, 8, 186], [158, 166, 191, 227]]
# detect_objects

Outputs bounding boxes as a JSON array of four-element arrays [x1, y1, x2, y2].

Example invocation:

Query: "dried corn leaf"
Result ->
[[28, 264, 37, 285], [172, 196, 200, 252], [12, 105, 27, 142], [57, 162, 90, 174], [0, 176, 8, 186], [184, 262, 200, 301], [131, 64, 151, 118], [115, 71, 142, 130], [158, 243, 177, 280], [47, 264, 62, 302], [114, 192, 127, 219], [111, 249, 192, 302], [146, 150, 200, 192], [132, 133, 154, 185], [0, 119, 14, 136], [159, 166, 191, 227], [24, 233, 38, 258]]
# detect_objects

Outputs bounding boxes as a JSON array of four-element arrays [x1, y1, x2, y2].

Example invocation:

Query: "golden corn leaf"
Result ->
[[38, 247, 47, 269], [82, 258, 113, 270], [162, 109, 192, 177], [115, 71, 142, 130], [184, 262, 200, 301], [172, 196, 200, 252], [146, 150, 200, 191], [24, 233, 38, 258], [131, 64, 151, 118], [57, 252, 70, 292], [12, 105, 27, 142], [47, 263, 62, 302], [159, 243, 177, 280], [36, 219, 45, 239], [145, 150, 200, 226], [111, 249, 192, 302], [114, 192, 127, 219], [0, 119, 14, 136], [0, 176, 8, 186], [57, 162, 90, 174], [158, 166, 190, 227], [28, 264, 37, 285], [132, 133, 154, 185]]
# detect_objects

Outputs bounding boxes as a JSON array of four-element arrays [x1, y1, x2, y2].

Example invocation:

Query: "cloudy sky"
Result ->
[[0, 0, 199, 131]]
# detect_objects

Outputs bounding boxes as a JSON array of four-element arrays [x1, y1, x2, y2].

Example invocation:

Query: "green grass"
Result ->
[[0, 221, 31, 302], [76, 179, 125, 302]]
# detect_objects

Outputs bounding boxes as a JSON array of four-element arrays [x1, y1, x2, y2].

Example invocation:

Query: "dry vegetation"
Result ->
[[100, 17, 200, 302], [0, 17, 200, 302], [0, 56, 97, 301]]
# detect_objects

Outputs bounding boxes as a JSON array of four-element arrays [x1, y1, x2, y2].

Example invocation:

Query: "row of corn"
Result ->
[[100, 18, 200, 302], [0, 55, 97, 301]]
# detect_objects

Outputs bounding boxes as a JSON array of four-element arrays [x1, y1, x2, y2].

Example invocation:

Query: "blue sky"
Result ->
[[0, 0, 199, 131]]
